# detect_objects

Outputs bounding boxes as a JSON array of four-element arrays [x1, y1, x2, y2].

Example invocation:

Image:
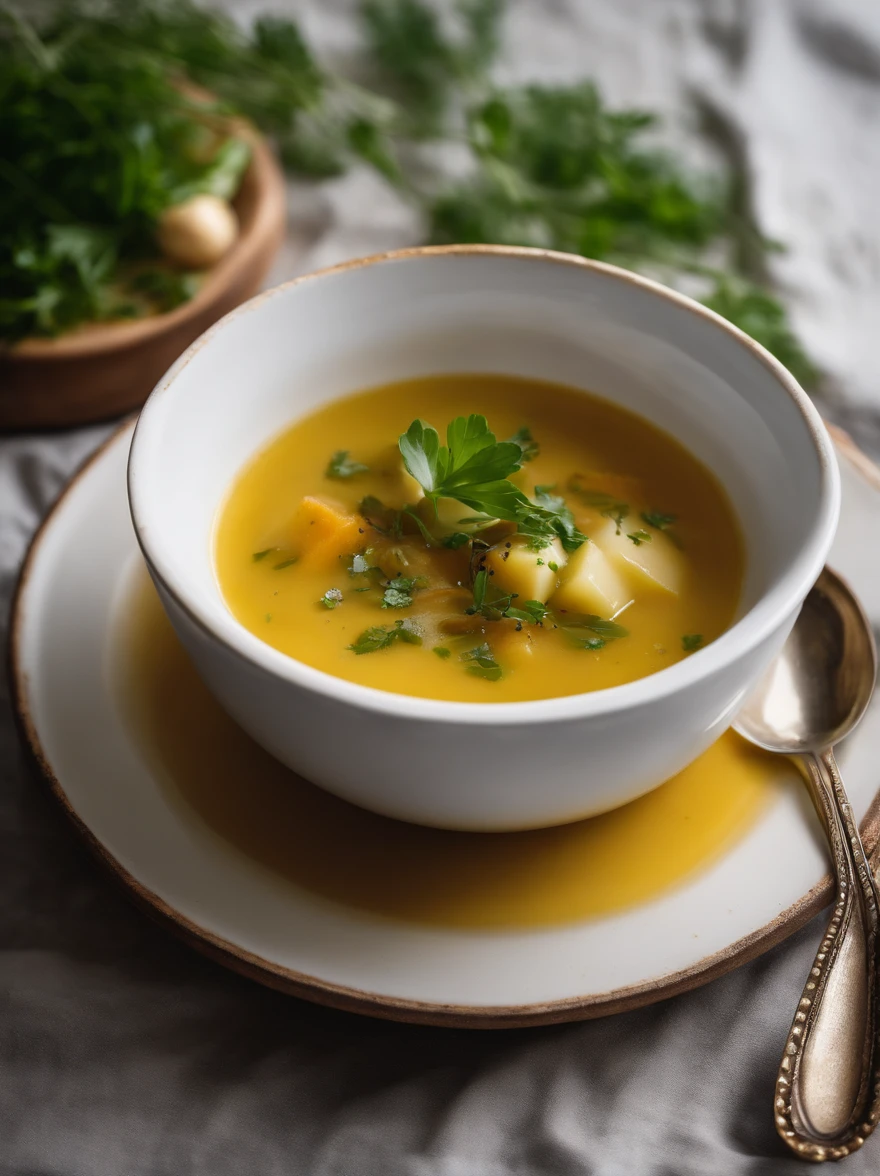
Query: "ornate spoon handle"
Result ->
[[774, 750, 880, 1161]]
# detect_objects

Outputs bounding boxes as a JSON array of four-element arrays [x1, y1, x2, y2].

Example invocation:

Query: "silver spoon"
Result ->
[[734, 567, 880, 1160]]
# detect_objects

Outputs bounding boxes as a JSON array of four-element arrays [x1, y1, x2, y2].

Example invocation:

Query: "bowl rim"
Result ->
[[128, 244, 840, 726]]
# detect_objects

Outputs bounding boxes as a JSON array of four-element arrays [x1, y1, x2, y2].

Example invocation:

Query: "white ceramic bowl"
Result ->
[[128, 246, 839, 831]]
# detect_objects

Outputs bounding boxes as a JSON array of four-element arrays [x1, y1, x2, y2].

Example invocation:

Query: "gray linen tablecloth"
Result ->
[[4, 1, 880, 1172]]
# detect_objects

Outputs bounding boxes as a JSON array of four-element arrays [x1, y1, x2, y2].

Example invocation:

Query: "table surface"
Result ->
[[4, 1, 880, 1172]]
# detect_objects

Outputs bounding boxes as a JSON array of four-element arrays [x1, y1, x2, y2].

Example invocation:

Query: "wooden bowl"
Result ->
[[0, 129, 287, 431]]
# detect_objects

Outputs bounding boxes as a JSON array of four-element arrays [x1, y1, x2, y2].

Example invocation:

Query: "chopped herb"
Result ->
[[558, 612, 629, 649], [641, 511, 676, 531], [568, 477, 629, 533], [380, 574, 426, 609], [467, 569, 548, 625], [507, 425, 539, 462], [520, 485, 587, 553], [682, 633, 704, 652], [252, 548, 273, 562], [505, 600, 549, 624], [273, 558, 298, 570], [442, 531, 471, 550], [320, 588, 344, 609], [564, 614, 629, 639], [403, 507, 435, 544], [349, 618, 422, 654], [466, 567, 514, 620], [360, 495, 402, 537], [344, 552, 384, 593], [325, 450, 369, 479], [265, 613, 272, 622], [535, 558, 544, 566], [433, 645, 452, 658], [627, 530, 651, 546], [548, 560, 559, 573], [460, 642, 503, 681]]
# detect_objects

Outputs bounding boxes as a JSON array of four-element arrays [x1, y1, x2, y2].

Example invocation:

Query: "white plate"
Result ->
[[11, 422, 880, 1027]]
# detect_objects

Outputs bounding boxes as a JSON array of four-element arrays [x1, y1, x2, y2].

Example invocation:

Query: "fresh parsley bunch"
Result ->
[[398, 414, 587, 550]]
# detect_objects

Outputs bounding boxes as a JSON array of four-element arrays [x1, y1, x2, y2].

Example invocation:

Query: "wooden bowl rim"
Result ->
[[6, 128, 286, 363]]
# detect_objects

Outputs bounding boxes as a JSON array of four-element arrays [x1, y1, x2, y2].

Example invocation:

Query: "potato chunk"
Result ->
[[550, 540, 633, 617], [484, 535, 567, 604], [291, 496, 364, 570], [594, 517, 683, 595]]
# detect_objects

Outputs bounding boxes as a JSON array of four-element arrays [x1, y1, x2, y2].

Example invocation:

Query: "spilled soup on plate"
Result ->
[[214, 374, 745, 703]]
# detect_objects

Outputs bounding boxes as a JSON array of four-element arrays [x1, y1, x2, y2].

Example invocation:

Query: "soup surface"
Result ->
[[215, 374, 744, 703]]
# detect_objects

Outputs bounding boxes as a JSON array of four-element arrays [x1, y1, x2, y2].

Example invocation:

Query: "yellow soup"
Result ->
[[215, 374, 744, 703]]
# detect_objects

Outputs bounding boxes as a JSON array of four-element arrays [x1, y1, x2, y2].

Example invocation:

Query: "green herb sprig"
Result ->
[[399, 415, 587, 551], [5, 0, 818, 386], [326, 451, 369, 479], [460, 642, 503, 681]]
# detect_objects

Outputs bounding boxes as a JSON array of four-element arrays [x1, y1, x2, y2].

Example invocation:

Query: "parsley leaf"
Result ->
[[360, 496, 402, 537], [349, 618, 423, 653], [273, 558, 298, 570], [325, 450, 369, 479], [508, 425, 539, 462], [682, 633, 703, 652], [399, 415, 523, 501], [252, 548, 274, 561], [433, 645, 452, 658], [442, 531, 471, 550], [627, 530, 651, 546], [320, 588, 344, 609], [460, 642, 503, 681]]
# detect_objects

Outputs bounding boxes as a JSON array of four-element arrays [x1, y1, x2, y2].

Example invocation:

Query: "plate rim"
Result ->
[[8, 417, 880, 1029]]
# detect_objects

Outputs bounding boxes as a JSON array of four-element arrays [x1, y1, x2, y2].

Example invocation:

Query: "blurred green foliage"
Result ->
[[0, 0, 817, 387]]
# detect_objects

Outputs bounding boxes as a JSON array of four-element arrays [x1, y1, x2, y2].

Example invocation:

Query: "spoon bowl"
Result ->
[[734, 567, 877, 755]]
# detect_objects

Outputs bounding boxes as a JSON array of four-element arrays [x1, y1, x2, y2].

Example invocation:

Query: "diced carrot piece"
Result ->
[[291, 496, 364, 569]]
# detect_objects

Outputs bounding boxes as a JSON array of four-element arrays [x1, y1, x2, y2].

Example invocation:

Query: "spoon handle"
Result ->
[[775, 750, 880, 1160]]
